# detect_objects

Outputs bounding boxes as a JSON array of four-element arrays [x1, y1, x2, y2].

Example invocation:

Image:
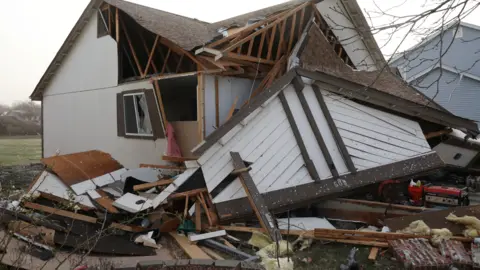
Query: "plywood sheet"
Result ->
[[41, 150, 123, 186], [171, 121, 200, 158]]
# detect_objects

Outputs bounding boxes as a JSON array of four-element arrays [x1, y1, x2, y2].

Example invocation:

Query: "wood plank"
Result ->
[[276, 20, 287, 60], [257, 32, 266, 58], [222, 52, 275, 64], [368, 247, 379, 260], [247, 39, 254, 56], [312, 84, 356, 173], [425, 128, 452, 139], [133, 179, 174, 191], [168, 188, 208, 200], [91, 189, 119, 213], [287, 12, 297, 53], [298, 7, 305, 37], [115, 8, 120, 43], [197, 73, 206, 141], [195, 200, 202, 232], [139, 163, 186, 170], [160, 48, 171, 75], [279, 91, 320, 181], [230, 152, 281, 242], [266, 24, 277, 61], [198, 193, 213, 226], [176, 54, 185, 73], [119, 17, 143, 76], [215, 76, 220, 127], [24, 202, 97, 223], [169, 232, 211, 259], [162, 155, 198, 162], [153, 80, 168, 129], [143, 35, 159, 77], [200, 246, 225, 260]]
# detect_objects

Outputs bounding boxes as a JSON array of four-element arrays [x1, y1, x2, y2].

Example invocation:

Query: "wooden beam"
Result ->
[[230, 152, 282, 242], [139, 163, 186, 170], [200, 246, 225, 260], [298, 7, 305, 37], [176, 54, 184, 73], [287, 12, 297, 53], [266, 25, 277, 61], [160, 38, 206, 71], [93, 189, 119, 213], [143, 35, 160, 78], [222, 52, 275, 65], [169, 232, 211, 259], [221, 2, 308, 54], [168, 188, 208, 200], [424, 128, 452, 139], [133, 179, 174, 191], [119, 17, 144, 76], [115, 8, 120, 43], [207, 6, 294, 49], [197, 73, 205, 141], [162, 155, 198, 162], [198, 194, 212, 226], [160, 48, 171, 75], [257, 32, 266, 58], [247, 39, 254, 56], [278, 91, 320, 181], [24, 202, 97, 223], [139, 32, 159, 73], [153, 80, 168, 127], [336, 198, 426, 212], [312, 84, 356, 174], [195, 200, 202, 232], [276, 20, 287, 60], [215, 76, 220, 127]]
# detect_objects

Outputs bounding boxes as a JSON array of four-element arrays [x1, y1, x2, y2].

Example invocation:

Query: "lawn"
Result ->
[[0, 136, 42, 165]]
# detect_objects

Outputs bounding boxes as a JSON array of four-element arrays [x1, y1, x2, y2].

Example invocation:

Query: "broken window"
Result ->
[[116, 90, 165, 139], [123, 93, 153, 135]]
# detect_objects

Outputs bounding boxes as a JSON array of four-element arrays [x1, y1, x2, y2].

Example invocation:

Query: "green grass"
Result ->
[[0, 136, 41, 166]]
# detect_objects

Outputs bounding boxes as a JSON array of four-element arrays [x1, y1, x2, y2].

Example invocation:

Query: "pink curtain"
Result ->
[[166, 123, 182, 157]]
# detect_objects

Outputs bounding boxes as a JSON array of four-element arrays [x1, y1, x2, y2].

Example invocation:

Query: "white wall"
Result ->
[[42, 13, 166, 168], [45, 13, 118, 95], [204, 75, 259, 136], [43, 80, 166, 168], [316, 0, 377, 71]]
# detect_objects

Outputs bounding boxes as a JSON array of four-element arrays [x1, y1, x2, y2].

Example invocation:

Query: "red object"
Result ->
[[408, 185, 423, 205], [424, 186, 462, 196]]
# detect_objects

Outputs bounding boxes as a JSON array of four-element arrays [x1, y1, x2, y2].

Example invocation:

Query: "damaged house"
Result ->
[[30, 0, 479, 220]]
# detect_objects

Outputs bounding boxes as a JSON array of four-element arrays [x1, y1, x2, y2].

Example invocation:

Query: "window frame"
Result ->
[[123, 92, 153, 137], [116, 89, 165, 140]]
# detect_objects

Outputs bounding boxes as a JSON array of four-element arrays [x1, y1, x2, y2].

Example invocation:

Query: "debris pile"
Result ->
[[4, 149, 480, 269]]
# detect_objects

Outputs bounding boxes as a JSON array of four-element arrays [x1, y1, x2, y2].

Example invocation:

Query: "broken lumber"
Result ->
[[139, 163, 186, 171], [230, 152, 281, 242], [189, 230, 227, 242], [169, 232, 211, 259], [24, 202, 97, 224], [88, 189, 119, 213], [133, 179, 174, 191], [368, 247, 379, 260], [168, 188, 208, 200], [162, 155, 198, 162], [314, 228, 472, 242]]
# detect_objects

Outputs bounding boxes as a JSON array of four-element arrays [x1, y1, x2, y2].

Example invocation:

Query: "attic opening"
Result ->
[[112, 8, 197, 82]]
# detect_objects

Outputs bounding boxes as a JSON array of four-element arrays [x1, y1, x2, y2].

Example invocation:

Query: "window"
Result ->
[[116, 90, 165, 139], [123, 93, 153, 136]]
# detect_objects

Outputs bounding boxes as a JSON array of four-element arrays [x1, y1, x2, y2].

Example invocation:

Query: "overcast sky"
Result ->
[[1, 0, 479, 105]]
